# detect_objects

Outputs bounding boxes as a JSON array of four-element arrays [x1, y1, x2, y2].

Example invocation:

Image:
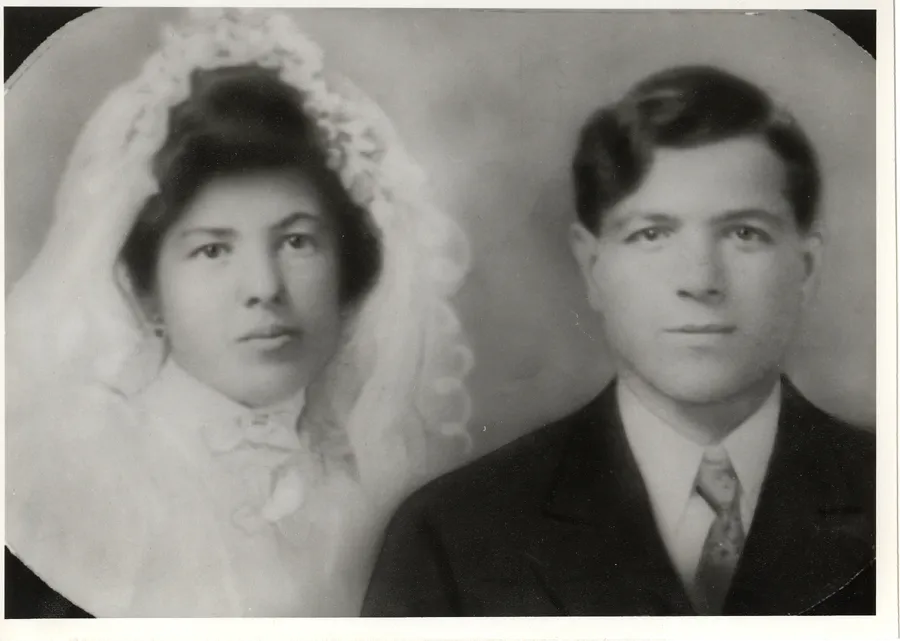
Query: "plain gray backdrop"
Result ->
[[5, 9, 875, 457]]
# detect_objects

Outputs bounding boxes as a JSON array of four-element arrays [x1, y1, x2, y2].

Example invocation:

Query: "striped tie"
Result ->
[[690, 446, 745, 615]]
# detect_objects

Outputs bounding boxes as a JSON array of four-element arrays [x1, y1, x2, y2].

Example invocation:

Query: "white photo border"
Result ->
[[0, 2, 896, 640]]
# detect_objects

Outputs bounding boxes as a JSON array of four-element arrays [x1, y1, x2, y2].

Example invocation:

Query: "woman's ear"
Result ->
[[569, 222, 604, 312], [114, 262, 162, 332]]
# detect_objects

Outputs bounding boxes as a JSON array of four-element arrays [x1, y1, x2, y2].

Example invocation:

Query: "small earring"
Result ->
[[152, 317, 166, 338]]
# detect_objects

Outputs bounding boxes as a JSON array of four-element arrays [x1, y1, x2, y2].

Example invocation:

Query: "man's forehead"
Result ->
[[608, 137, 791, 221]]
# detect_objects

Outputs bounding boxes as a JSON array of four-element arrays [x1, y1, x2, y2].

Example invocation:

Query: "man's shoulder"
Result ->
[[819, 413, 875, 459], [785, 384, 876, 499], [398, 399, 597, 520], [788, 386, 875, 461]]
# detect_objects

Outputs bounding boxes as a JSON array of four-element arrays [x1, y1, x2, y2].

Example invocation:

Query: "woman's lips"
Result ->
[[666, 324, 737, 335], [238, 326, 301, 349]]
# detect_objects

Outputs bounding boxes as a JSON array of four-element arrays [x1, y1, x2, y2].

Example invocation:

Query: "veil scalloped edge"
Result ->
[[5, 8, 475, 591]]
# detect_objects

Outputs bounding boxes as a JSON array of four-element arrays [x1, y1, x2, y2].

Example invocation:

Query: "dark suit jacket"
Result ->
[[362, 378, 876, 616]]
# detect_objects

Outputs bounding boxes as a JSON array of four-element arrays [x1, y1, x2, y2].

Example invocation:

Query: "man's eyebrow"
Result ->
[[715, 209, 788, 228], [604, 211, 680, 232]]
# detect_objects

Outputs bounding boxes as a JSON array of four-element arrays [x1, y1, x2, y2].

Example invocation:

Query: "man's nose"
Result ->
[[239, 248, 285, 307], [675, 234, 726, 304]]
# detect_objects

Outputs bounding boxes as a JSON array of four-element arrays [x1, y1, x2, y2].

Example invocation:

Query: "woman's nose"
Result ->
[[675, 234, 726, 304], [239, 249, 285, 307]]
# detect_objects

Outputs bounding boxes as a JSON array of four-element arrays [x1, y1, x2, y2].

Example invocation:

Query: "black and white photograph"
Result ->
[[2, 4, 896, 637]]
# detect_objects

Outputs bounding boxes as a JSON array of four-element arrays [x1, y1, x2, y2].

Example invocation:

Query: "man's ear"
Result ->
[[569, 222, 603, 312], [799, 228, 824, 307]]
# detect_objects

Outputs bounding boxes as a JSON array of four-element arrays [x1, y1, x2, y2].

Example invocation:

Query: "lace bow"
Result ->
[[201, 409, 310, 534]]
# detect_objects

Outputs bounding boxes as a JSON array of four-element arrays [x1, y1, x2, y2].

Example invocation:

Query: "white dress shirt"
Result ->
[[618, 379, 781, 585]]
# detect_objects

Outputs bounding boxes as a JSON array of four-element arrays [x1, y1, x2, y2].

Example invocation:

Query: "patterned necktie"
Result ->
[[690, 446, 745, 615]]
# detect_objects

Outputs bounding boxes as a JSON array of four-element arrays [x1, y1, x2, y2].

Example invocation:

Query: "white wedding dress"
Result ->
[[6, 8, 473, 618]]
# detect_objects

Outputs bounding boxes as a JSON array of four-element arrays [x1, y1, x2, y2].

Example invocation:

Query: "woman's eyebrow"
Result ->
[[272, 211, 322, 232], [179, 227, 235, 239]]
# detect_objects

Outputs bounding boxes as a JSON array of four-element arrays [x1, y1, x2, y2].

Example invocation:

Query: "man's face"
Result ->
[[571, 136, 822, 405]]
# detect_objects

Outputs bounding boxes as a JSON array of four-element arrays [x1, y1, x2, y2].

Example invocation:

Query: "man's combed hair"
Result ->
[[572, 65, 821, 233], [121, 65, 382, 306]]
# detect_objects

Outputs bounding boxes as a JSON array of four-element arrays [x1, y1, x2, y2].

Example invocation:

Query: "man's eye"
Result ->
[[191, 243, 229, 259], [626, 227, 670, 243], [731, 226, 772, 244]]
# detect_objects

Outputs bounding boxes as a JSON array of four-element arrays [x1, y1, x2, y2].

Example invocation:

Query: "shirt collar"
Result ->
[[724, 383, 781, 517], [618, 378, 781, 533]]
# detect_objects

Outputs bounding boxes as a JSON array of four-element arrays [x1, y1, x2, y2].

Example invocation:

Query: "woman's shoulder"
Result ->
[[6, 383, 163, 616]]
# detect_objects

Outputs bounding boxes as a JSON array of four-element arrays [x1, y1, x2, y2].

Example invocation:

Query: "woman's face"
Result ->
[[152, 168, 343, 408]]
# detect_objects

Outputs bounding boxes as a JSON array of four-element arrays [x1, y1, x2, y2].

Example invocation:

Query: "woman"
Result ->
[[6, 8, 473, 617]]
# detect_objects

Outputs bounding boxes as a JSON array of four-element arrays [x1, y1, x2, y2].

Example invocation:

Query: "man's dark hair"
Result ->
[[120, 64, 382, 306], [572, 65, 821, 233]]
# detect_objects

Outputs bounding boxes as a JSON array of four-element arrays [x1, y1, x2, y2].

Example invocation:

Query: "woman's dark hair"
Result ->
[[572, 65, 821, 233], [120, 65, 382, 305]]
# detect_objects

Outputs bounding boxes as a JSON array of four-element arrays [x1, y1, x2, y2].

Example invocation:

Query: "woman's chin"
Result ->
[[209, 367, 311, 408], [244, 381, 308, 408], [167, 351, 318, 408]]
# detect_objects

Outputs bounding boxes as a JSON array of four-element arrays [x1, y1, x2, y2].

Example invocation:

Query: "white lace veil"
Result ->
[[6, 9, 474, 513]]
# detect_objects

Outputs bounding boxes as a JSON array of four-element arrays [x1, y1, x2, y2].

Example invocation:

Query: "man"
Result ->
[[361, 66, 875, 616]]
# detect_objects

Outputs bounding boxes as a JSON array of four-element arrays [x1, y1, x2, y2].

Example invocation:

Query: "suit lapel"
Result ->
[[518, 378, 871, 616], [530, 383, 694, 616], [725, 378, 875, 615]]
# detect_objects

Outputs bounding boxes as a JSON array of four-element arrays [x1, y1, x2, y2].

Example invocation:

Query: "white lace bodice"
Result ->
[[7, 361, 381, 617]]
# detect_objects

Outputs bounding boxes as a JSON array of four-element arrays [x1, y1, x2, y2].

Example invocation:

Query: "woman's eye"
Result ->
[[283, 233, 317, 253], [191, 243, 229, 259], [625, 227, 670, 244]]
